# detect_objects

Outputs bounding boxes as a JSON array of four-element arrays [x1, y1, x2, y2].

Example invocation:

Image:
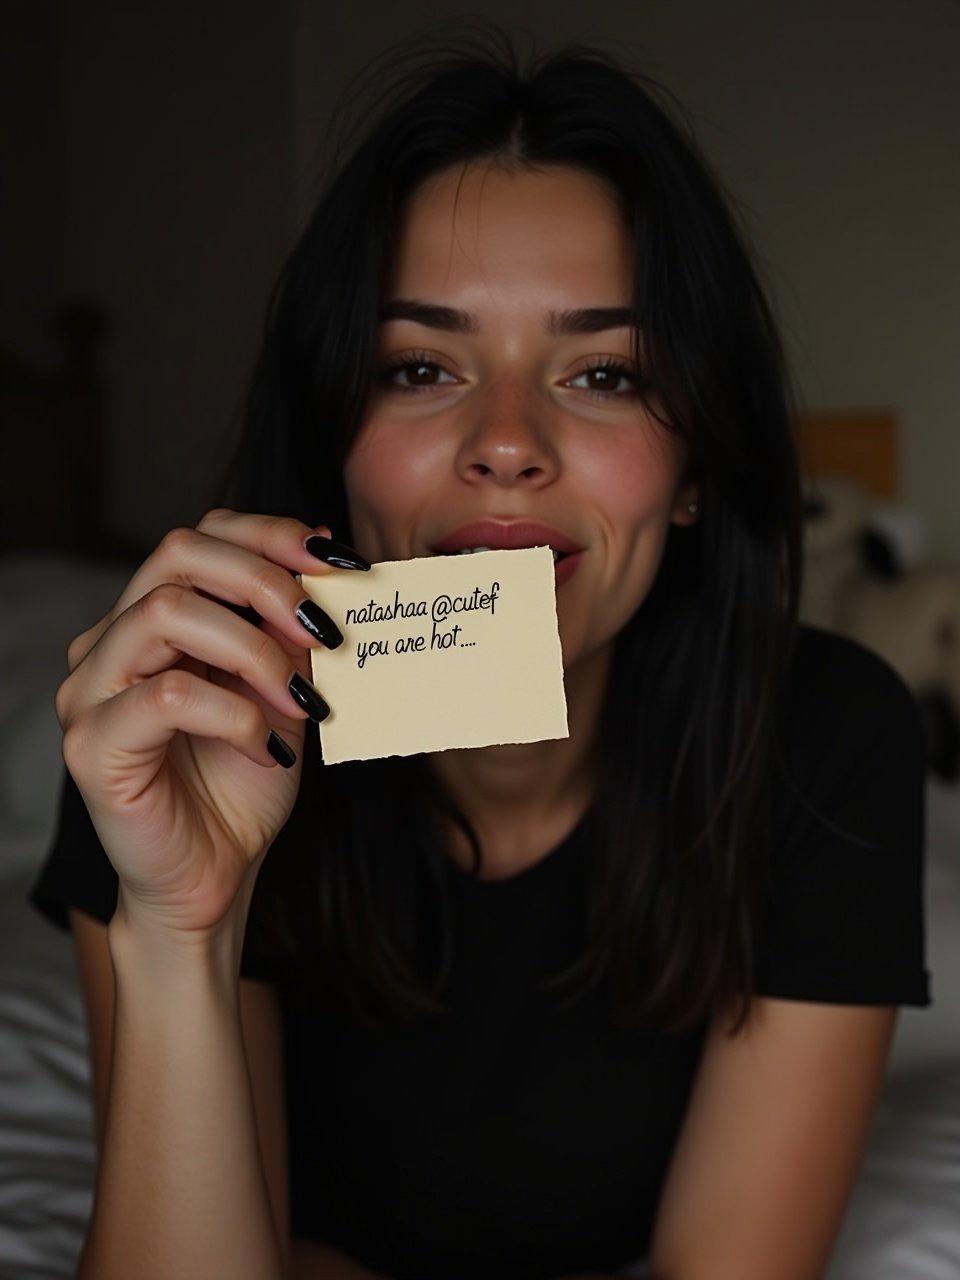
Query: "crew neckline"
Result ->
[[443, 803, 592, 894]]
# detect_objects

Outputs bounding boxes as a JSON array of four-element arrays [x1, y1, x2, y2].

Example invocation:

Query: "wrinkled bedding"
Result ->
[[1, 551, 958, 1279]]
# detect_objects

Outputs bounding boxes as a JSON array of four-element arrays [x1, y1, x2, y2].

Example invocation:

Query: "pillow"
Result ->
[[0, 551, 132, 869]]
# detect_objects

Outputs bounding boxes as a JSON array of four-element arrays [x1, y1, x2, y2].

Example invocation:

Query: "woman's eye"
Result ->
[[374, 356, 459, 395], [566, 361, 643, 400], [373, 354, 645, 400]]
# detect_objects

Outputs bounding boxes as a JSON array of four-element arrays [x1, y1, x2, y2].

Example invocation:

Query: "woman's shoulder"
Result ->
[[758, 624, 931, 1007], [779, 622, 923, 754]]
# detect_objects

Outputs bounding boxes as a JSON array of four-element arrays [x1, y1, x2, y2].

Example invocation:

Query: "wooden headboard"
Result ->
[[794, 409, 900, 500]]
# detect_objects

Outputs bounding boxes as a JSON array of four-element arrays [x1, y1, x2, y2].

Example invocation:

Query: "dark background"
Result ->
[[3, 1, 958, 560]]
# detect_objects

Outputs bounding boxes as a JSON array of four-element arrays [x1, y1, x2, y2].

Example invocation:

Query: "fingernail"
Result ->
[[295, 598, 343, 648], [304, 534, 371, 571], [267, 729, 297, 767], [288, 671, 331, 722]]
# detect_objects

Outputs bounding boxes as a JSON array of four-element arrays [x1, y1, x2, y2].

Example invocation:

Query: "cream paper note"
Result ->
[[299, 545, 568, 764]]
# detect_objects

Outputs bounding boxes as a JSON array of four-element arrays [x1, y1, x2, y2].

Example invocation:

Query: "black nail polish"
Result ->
[[288, 671, 331, 722], [296, 598, 343, 648], [267, 729, 297, 767], [304, 534, 371, 571]]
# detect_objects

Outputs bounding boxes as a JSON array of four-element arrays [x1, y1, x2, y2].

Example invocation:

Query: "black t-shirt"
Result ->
[[27, 623, 932, 1278]]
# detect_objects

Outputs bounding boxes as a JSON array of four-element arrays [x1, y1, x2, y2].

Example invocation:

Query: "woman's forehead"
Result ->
[[384, 162, 634, 308]]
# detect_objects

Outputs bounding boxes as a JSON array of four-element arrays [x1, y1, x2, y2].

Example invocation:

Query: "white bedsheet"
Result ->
[[0, 866, 96, 1277]]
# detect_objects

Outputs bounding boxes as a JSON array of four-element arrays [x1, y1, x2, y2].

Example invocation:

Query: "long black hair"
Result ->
[[210, 21, 804, 1039]]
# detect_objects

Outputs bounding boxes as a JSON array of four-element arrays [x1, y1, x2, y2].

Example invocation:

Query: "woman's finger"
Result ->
[[66, 514, 368, 674], [62, 667, 293, 799], [56, 582, 331, 729], [193, 510, 367, 573], [64, 512, 371, 675]]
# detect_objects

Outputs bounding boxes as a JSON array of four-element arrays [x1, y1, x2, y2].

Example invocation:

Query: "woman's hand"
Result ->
[[53, 508, 368, 942]]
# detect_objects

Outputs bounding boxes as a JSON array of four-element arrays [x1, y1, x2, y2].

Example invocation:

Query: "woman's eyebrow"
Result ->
[[377, 298, 634, 336]]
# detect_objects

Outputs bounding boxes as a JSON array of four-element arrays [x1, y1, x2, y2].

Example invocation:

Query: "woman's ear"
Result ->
[[671, 478, 701, 526]]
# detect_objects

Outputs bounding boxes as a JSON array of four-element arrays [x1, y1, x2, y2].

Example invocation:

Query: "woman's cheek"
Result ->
[[578, 439, 681, 634], [344, 417, 446, 553], [584, 444, 677, 558]]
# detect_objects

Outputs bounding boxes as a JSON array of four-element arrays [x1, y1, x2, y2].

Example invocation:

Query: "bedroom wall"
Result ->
[[2, 1, 62, 370], [7, 2, 957, 560], [54, 0, 295, 550]]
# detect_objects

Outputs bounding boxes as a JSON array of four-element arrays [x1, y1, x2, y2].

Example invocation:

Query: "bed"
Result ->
[[0, 415, 958, 1276]]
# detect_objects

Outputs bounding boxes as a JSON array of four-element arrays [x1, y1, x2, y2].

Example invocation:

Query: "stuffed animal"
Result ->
[[800, 474, 960, 782]]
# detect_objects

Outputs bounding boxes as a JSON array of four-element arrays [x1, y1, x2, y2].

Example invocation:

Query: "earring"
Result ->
[[687, 501, 698, 513]]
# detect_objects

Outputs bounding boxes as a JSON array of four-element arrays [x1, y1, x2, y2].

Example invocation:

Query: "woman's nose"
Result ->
[[455, 383, 560, 487]]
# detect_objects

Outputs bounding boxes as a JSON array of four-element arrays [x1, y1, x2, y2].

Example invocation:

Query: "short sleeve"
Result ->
[[28, 764, 118, 929], [27, 764, 285, 985], [755, 628, 932, 1007]]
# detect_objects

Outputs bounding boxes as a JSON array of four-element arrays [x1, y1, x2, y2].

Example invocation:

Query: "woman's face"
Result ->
[[344, 160, 698, 671]]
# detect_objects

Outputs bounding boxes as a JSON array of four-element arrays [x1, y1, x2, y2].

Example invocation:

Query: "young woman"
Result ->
[[29, 25, 930, 1280]]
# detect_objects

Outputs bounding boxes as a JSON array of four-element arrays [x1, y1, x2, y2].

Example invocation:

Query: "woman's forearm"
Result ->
[[77, 908, 286, 1280], [290, 1236, 385, 1278]]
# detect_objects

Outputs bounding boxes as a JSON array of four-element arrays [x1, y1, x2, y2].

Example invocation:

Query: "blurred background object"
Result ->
[[0, 301, 112, 558], [1, 3, 957, 1277], [796, 415, 960, 783]]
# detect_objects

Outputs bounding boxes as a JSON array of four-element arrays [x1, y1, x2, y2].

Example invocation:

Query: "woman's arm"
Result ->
[[76, 905, 287, 1280], [646, 996, 897, 1280], [290, 1238, 386, 1278]]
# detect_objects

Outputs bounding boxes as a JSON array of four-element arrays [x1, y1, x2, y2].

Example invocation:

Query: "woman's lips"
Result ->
[[554, 549, 584, 589], [428, 545, 584, 588]]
